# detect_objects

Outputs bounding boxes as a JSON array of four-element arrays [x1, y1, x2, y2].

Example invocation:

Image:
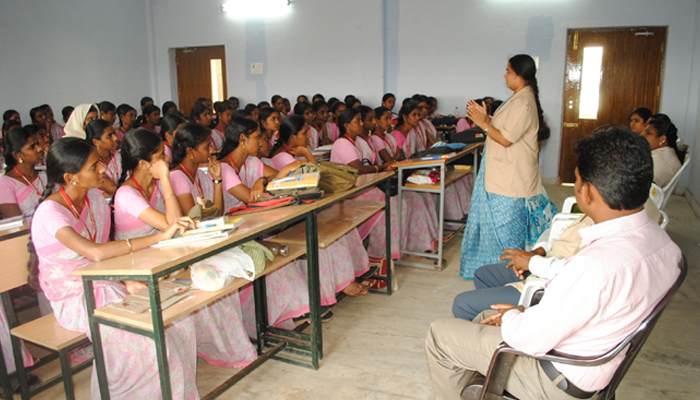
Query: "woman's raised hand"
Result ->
[[208, 157, 222, 180], [149, 159, 171, 181], [467, 100, 490, 129]]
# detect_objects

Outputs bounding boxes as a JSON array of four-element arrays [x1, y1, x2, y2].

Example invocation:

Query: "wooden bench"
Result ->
[[1, 233, 91, 400]]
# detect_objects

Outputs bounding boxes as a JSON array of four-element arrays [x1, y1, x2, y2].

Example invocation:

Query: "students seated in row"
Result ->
[[271, 94, 286, 118], [63, 103, 99, 139], [244, 103, 260, 122], [85, 120, 121, 198], [0, 127, 47, 218], [137, 104, 161, 134], [294, 101, 318, 150], [331, 108, 440, 260], [642, 114, 685, 187], [372, 107, 404, 161], [30, 138, 198, 399], [212, 100, 235, 151], [264, 115, 371, 299], [99, 101, 117, 127], [312, 100, 337, 145], [114, 129, 257, 369], [24, 124, 51, 165], [162, 101, 178, 116], [426, 125, 682, 400]]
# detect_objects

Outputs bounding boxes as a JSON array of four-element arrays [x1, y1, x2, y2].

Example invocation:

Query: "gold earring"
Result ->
[[190, 154, 194, 159], [72, 182, 77, 185], [659, 140, 664, 145], [18, 158, 24, 164]]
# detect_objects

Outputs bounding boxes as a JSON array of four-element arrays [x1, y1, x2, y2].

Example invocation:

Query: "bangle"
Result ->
[[164, 193, 176, 201], [125, 238, 133, 253], [374, 165, 379, 172]]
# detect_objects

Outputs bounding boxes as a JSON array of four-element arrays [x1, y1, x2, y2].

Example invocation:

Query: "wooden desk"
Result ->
[[75, 171, 394, 400], [396, 143, 483, 270], [272, 200, 384, 248]]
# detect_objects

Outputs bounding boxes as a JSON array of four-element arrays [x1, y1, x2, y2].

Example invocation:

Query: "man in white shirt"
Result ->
[[426, 125, 682, 400]]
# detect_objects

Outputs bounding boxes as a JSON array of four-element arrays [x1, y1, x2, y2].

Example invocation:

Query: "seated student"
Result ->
[[391, 98, 423, 157], [213, 118, 318, 328], [24, 124, 51, 162], [360, 106, 392, 166], [330, 101, 346, 127], [63, 103, 99, 139], [426, 125, 682, 400], [98, 101, 117, 126], [265, 116, 371, 299], [258, 128, 275, 168], [371, 106, 404, 162], [1, 119, 21, 141], [294, 101, 318, 149], [643, 114, 685, 187], [30, 138, 198, 399], [629, 107, 652, 134], [133, 96, 154, 129], [29, 106, 50, 141], [227, 96, 239, 111], [61, 106, 74, 125], [0, 127, 47, 218], [40, 104, 65, 141], [138, 104, 161, 134], [331, 108, 440, 260], [346, 97, 361, 109], [3, 109, 21, 125], [297, 94, 309, 104], [271, 95, 286, 118], [159, 111, 187, 163], [114, 103, 136, 142], [257, 100, 271, 110], [114, 129, 256, 367], [412, 94, 438, 146], [162, 101, 178, 116], [212, 100, 235, 152], [243, 103, 260, 122], [427, 96, 439, 120], [259, 107, 281, 146], [283, 98, 292, 116], [311, 101, 337, 145], [312, 93, 325, 103], [85, 120, 121, 198]]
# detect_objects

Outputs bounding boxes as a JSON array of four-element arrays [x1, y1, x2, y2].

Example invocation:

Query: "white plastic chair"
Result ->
[[659, 152, 691, 211], [561, 196, 577, 213], [659, 209, 669, 231], [649, 183, 664, 210]]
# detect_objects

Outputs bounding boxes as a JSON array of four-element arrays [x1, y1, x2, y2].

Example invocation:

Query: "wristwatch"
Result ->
[[483, 126, 490, 135], [212, 179, 222, 185]]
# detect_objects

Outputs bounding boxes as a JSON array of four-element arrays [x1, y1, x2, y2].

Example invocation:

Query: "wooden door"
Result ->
[[559, 27, 667, 183], [175, 45, 228, 117]]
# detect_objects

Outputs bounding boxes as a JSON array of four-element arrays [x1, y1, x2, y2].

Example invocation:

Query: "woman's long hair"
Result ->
[[648, 114, 685, 163], [218, 117, 259, 160], [509, 54, 550, 141]]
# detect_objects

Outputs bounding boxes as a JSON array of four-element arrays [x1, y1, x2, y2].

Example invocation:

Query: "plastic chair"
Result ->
[[561, 196, 578, 214], [649, 183, 664, 210], [462, 256, 687, 400], [658, 152, 691, 211], [659, 210, 669, 231]]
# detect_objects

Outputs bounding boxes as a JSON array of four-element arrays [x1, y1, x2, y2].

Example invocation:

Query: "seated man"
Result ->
[[425, 125, 681, 400]]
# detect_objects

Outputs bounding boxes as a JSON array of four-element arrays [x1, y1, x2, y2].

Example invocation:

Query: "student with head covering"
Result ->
[[63, 103, 99, 139]]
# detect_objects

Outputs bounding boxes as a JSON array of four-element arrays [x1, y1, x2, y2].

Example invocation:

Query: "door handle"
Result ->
[[563, 122, 579, 128]]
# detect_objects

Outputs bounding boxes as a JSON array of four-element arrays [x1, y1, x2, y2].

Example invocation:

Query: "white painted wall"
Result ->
[[0, 0, 151, 124], [147, 0, 384, 110], [390, 0, 700, 187]]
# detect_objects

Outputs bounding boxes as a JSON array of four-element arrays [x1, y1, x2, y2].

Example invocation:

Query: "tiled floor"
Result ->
[[21, 185, 700, 399]]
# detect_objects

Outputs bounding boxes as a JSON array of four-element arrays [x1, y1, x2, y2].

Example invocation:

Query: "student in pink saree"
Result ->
[[170, 122, 308, 335], [159, 112, 187, 164], [294, 101, 320, 150], [30, 138, 198, 399], [372, 107, 405, 163], [85, 120, 121, 199], [312, 101, 337, 145], [269, 115, 371, 299], [331, 108, 440, 260], [114, 104, 137, 143], [114, 129, 257, 368], [211, 101, 235, 152], [0, 127, 47, 218]]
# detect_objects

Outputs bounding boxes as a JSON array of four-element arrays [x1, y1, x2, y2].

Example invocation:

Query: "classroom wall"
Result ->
[[147, 0, 384, 110], [388, 0, 700, 188], [0, 0, 151, 124]]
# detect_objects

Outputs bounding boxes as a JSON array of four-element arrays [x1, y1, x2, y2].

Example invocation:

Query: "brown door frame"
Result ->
[[175, 45, 228, 116]]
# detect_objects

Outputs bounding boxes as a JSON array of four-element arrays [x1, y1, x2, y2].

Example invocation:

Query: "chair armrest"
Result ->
[[518, 277, 549, 307]]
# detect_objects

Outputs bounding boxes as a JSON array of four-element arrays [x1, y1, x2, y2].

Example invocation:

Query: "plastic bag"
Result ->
[[190, 247, 256, 291]]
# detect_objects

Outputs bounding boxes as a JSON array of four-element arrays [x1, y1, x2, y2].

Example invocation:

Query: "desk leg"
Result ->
[[253, 277, 269, 355], [1, 292, 29, 400], [385, 177, 393, 295], [83, 278, 111, 400], [147, 277, 173, 400], [305, 212, 322, 368], [0, 322, 11, 400]]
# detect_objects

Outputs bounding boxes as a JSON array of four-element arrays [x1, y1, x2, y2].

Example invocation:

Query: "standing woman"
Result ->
[[460, 54, 556, 278], [63, 103, 99, 139], [159, 111, 187, 163], [85, 120, 121, 198], [29, 138, 197, 399], [114, 129, 257, 367], [0, 127, 46, 218]]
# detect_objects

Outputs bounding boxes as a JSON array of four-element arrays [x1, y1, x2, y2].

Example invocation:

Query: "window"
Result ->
[[210, 59, 224, 103], [578, 46, 603, 120]]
